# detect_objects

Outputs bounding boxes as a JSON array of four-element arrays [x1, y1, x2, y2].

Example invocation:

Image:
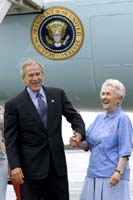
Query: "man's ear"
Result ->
[[42, 74, 44, 81], [22, 75, 26, 83]]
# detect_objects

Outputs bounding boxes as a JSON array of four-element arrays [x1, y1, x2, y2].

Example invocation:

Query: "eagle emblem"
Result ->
[[46, 20, 70, 47], [31, 6, 84, 60]]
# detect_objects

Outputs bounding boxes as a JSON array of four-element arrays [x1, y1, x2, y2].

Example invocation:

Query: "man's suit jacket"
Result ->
[[4, 87, 85, 179]]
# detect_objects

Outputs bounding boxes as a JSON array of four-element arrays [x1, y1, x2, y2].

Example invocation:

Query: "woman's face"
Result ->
[[100, 86, 121, 113]]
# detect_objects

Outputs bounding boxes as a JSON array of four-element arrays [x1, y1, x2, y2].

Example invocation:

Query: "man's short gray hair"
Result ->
[[100, 79, 126, 101], [20, 59, 44, 78]]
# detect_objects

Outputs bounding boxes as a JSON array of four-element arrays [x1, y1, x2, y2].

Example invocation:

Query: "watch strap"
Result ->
[[115, 169, 123, 175]]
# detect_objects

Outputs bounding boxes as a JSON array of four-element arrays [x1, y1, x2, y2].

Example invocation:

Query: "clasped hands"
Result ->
[[69, 131, 82, 148]]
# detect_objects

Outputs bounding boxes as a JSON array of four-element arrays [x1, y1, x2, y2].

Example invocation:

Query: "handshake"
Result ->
[[69, 131, 89, 151], [69, 131, 82, 148]]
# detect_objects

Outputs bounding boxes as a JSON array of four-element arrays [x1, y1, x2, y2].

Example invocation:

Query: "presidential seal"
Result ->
[[31, 6, 84, 60]]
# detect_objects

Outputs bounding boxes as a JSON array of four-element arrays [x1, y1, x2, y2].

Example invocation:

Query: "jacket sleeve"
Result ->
[[61, 89, 85, 139], [4, 101, 21, 170]]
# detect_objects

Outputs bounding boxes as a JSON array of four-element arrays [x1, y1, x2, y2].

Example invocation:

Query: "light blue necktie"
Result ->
[[36, 93, 47, 128]]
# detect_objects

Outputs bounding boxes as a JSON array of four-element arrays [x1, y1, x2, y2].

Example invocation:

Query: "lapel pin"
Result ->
[[51, 99, 55, 102]]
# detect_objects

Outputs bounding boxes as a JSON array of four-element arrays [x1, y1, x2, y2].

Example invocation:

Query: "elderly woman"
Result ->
[[0, 105, 8, 200], [77, 79, 133, 200]]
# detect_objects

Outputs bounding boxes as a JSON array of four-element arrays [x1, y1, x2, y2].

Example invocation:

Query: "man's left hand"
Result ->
[[69, 131, 82, 148]]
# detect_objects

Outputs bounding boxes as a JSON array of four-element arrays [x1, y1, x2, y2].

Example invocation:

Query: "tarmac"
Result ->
[[6, 149, 133, 200]]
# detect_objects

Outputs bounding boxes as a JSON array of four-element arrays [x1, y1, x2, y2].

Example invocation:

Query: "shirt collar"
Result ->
[[104, 106, 122, 119], [38, 87, 45, 97], [27, 87, 45, 99]]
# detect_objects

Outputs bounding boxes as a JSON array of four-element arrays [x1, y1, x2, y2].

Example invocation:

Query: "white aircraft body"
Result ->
[[0, 0, 133, 110]]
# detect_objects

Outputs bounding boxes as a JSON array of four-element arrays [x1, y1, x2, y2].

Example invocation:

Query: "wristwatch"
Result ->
[[115, 169, 123, 175]]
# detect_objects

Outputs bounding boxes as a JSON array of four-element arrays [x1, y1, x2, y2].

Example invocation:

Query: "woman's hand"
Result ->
[[78, 141, 89, 151], [109, 171, 121, 187]]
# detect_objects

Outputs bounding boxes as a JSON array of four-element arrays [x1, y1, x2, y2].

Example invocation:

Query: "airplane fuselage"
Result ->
[[0, 0, 133, 111]]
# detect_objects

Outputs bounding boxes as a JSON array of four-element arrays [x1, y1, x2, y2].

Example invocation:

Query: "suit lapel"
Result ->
[[45, 88, 50, 130], [44, 87, 57, 130], [22, 89, 47, 130]]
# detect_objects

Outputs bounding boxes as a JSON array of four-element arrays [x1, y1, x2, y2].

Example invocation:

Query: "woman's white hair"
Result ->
[[100, 79, 126, 101], [20, 59, 44, 78]]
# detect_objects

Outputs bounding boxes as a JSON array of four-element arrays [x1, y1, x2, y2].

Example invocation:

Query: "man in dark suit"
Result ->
[[4, 59, 85, 200]]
